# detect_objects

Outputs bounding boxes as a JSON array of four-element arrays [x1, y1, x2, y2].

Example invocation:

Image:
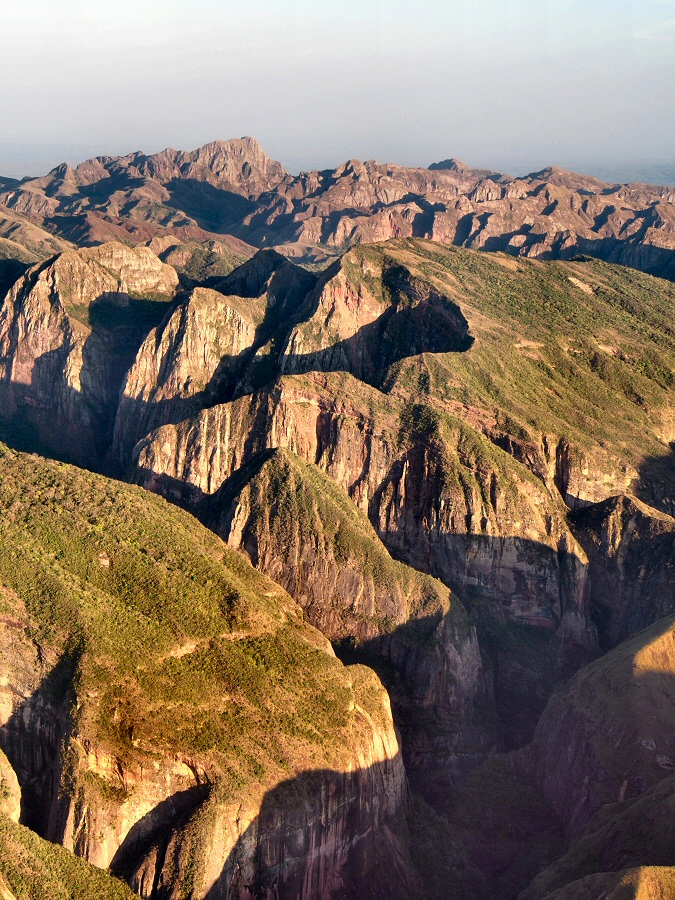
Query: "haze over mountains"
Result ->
[[0, 138, 674, 900]]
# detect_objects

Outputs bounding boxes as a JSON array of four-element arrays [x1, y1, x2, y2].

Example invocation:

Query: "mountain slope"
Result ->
[[0, 443, 419, 899]]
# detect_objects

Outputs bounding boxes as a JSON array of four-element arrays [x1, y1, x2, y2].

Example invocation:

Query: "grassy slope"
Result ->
[[0, 815, 135, 900], [542, 867, 675, 900], [208, 447, 461, 635], [0, 442, 389, 797], [339, 240, 675, 481], [523, 776, 675, 900]]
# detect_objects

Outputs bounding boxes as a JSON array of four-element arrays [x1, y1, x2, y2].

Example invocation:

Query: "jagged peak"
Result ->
[[428, 157, 470, 172]]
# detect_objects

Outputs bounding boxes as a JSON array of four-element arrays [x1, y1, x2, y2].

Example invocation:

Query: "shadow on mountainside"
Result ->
[[0, 642, 80, 841], [165, 179, 257, 233], [0, 290, 174, 467], [199, 755, 420, 900], [279, 282, 473, 382], [634, 441, 675, 518], [463, 229, 675, 282], [109, 784, 211, 894]]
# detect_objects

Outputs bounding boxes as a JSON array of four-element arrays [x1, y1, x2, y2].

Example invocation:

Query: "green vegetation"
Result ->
[[213, 448, 459, 638], [346, 239, 675, 485], [164, 241, 248, 285], [541, 866, 675, 900], [409, 794, 488, 900], [0, 443, 389, 797], [0, 814, 135, 900], [523, 776, 675, 899]]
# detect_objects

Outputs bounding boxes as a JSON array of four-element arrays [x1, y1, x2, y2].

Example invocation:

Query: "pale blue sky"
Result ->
[[0, 0, 673, 179]]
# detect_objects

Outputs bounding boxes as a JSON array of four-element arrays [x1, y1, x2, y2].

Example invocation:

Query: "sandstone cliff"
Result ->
[[3, 139, 675, 279], [113, 249, 315, 469], [204, 447, 495, 795], [570, 495, 675, 649], [0, 242, 177, 464]]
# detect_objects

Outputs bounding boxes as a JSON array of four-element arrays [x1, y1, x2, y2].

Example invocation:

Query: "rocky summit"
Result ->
[[2, 138, 675, 279], [0, 141, 674, 900]]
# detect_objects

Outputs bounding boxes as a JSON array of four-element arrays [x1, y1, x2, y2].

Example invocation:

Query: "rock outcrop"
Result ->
[[204, 447, 495, 794], [570, 495, 675, 649], [112, 249, 315, 469], [0, 242, 177, 464], [3, 139, 675, 278]]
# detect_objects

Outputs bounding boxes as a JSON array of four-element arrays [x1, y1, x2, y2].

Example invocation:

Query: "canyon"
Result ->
[[0, 152, 673, 899]]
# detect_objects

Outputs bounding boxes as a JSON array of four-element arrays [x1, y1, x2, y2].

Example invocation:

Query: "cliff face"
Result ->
[[127, 693, 416, 900], [524, 616, 675, 840], [0, 242, 177, 464], [0, 445, 419, 899], [132, 371, 589, 635], [569, 495, 675, 649], [205, 448, 494, 793], [113, 249, 315, 469]]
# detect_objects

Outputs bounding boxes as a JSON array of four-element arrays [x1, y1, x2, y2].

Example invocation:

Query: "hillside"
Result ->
[[0, 234, 674, 898], [0, 443, 419, 898]]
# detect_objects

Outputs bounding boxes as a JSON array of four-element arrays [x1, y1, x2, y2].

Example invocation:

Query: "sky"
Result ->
[[0, 0, 674, 180]]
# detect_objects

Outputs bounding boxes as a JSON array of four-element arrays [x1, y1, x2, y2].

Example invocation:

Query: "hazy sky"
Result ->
[[1, 0, 674, 179]]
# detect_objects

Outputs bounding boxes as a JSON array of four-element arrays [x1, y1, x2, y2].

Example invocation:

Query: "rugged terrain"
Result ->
[[0, 212, 673, 899], [0, 445, 420, 899], [2, 137, 675, 277]]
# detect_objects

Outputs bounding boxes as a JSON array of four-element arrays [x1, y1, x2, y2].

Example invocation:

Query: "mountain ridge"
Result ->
[[2, 138, 675, 278]]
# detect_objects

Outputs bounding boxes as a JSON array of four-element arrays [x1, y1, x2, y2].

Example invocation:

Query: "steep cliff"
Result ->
[[203, 447, 494, 794], [113, 249, 315, 469], [3, 140, 675, 279], [570, 495, 675, 649], [0, 444, 418, 899], [0, 242, 177, 464]]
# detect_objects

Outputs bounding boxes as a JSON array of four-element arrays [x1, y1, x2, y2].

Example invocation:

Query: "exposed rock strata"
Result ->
[[205, 448, 495, 792], [570, 495, 675, 649], [3, 139, 675, 278], [0, 242, 177, 464]]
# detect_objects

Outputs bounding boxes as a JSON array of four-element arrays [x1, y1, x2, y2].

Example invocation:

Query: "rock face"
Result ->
[[112, 249, 315, 469], [0, 242, 177, 464], [3, 139, 675, 278], [524, 616, 675, 840], [0, 750, 20, 823], [205, 447, 494, 794], [570, 495, 675, 649], [0, 445, 419, 899], [280, 256, 474, 382], [114, 239, 675, 748]]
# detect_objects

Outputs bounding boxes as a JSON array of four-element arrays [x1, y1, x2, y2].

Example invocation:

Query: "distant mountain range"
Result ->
[[1, 137, 674, 279]]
